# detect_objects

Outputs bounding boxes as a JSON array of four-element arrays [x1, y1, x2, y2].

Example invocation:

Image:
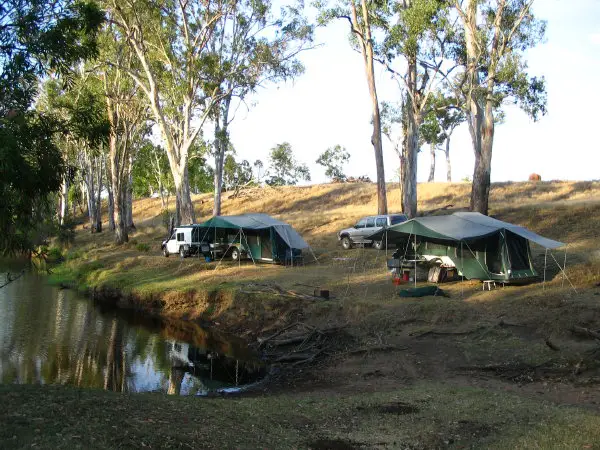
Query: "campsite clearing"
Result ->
[[36, 181, 600, 447]]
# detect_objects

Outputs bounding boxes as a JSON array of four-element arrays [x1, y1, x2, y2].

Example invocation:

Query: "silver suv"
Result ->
[[338, 214, 408, 250]]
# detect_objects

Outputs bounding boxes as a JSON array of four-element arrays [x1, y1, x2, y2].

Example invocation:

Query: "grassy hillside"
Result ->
[[14, 180, 600, 448]]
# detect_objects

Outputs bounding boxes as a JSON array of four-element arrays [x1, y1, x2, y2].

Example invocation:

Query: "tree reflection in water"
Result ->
[[0, 271, 266, 394]]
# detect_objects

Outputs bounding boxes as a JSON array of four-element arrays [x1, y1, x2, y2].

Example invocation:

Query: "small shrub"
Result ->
[[56, 219, 76, 246], [47, 247, 64, 263], [136, 243, 151, 253], [129, 239, 138, 245], [65, 250, 83, 261], [161, 209, 174, 232]]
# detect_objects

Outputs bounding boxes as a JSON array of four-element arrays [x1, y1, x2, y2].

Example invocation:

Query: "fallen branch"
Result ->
[[570, 326, 600, 341], [267, 334, 314, 347], [257, 322, 316, 347], [338, 345, 409, 356], [0, 270, 25, 289], [275, 351, 321, 363], [410, 327, 484, 338]]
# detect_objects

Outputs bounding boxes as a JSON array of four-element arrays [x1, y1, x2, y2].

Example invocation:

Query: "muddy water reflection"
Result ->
[[0, 270, 265, 395]]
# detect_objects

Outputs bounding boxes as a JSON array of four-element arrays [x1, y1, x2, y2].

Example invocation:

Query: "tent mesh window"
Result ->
[[506, 232, 531, 271], [486, 235, 504, 274]]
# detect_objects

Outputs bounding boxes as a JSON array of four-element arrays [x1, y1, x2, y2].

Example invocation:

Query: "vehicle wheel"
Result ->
[[373, 240, 384, 250], [163, 248, 169, 258], [230, 247, 240, 261], [341, 236, 353, 250], [179, 246, 186, 258]]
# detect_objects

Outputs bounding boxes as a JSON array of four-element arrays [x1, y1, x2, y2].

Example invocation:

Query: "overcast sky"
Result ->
[[224, 0, 600, 184]]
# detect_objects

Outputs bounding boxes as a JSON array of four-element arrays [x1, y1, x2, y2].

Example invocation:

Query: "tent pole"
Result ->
[[214, 228, 241, 271], [385, 229, 388, 259], [414, 233, 417, 288], [562, 246, 567, 288], [242, 229, 256, 266], [549, 251, 577, 294], [309, 246, 319, 265], [461, 241, 464, 298], [543, 248, 548, 291], [239, 227, 241, 269]]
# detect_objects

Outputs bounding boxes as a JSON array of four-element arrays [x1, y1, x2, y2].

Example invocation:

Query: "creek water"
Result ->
[[0, 268, 266, 395]]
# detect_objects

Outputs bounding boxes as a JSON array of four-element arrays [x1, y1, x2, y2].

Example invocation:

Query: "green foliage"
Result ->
[[160, 209, 174, 232], [266, 142, 311, 186], [132, 141, 174, 198], [56, 219, 77, 247], [316, 145, 350, 180], [420, 92, 465, 147], [46, 247, 64, 263], [136, 243, 150, 253], [65, 249, 84, 261], [456, 0, 547, 121], [0, 0, 103, 255], [223, 155, 253, 191], [188, 141, 214, 194]]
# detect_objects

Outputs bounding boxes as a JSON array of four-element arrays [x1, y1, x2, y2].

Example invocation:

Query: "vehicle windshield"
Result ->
[[355, 219, 367, 229], [390, 215, 407, 225]]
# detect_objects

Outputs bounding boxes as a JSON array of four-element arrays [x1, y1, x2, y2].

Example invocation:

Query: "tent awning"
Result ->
[[197, 214, 309, 249], [369, 212, 565, 249]]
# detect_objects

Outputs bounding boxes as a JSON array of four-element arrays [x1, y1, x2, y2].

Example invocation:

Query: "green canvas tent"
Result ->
[[195, 213, 310, 264], [369, 212, 565, 283]]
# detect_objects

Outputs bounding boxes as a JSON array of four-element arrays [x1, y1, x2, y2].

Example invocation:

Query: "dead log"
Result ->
[[257, 322, 316, 347], [275, 351, 321, 363], [570, 326, 600, 341], [267, 333, 317, 348]]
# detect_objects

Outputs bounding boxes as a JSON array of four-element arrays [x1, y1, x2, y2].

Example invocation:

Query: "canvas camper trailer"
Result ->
[[194, 213, 311, 265], [370, 212, 565, 283]]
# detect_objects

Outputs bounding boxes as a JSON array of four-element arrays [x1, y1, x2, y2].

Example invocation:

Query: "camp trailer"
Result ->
[[162, 213, 311, 265], [370, 212, 565, 283]]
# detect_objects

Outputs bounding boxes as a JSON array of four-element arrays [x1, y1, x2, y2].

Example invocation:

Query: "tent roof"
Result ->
[[374, 212, 564, 249], [197, 213, 309, 249]]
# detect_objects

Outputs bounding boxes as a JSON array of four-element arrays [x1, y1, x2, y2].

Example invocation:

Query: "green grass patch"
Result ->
[[135, 243, 151, 253]]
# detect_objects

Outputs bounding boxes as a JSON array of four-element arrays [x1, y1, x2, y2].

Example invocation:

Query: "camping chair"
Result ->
[[284, 248, 304, 267]]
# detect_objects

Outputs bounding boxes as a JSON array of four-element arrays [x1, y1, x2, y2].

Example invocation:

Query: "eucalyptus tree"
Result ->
[[101, 28, 150, 243], [316, 0, 389, 214], [0, 0, 103, 254], [266, 142, 310, 186], [453, 0, 546, 214], [420, 92, 465, 182], [316, 145, 350, 181], [42, 71, 110, 233], [382, 0, 455, 217], [131, 141, 174, 204], [106, 0, 234, 225], [209, 0, 313, 216]]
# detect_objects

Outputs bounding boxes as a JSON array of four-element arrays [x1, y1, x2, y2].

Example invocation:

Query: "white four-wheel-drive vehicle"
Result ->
[[161, 226, 246, 261]]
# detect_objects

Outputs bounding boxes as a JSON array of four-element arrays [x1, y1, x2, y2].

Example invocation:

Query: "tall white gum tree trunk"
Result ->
[[108, 0, 231, 225], [350, 0, 388, 215], [456, 0, 538, 215]]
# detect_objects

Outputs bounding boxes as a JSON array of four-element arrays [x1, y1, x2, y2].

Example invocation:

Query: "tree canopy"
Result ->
[[0, 0, 103, 255], [266, 142, 310, 186]]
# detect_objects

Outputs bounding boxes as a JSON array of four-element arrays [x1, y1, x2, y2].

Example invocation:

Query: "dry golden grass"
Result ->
[[55, 180, 600, 342]]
